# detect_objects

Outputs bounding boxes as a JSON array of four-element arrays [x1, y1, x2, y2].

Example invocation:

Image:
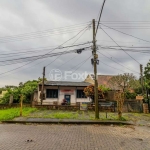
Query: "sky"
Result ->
[[0, 0, 150, 87]]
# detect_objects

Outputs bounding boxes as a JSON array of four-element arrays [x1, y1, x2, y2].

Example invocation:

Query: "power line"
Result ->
[[98, 45, 150, 54], [62, 55, 92, 75], [97, 40, 150, 45], [45, 24, 91, 67], [56, 28, 91, 69], [0, 24, 91, 76], [100, 27, 140, 64], [99, 60, 126, 73], [100, 23, 150, 43], [0, 22, 91, 43], [0, 42, 91, 60], [95, 0, 106, 36], [0, 46, 91, 66], [97, 51, 140, 74], [71, 55, 92, 74], [100, 45, 150, 48], [0, 28, 89, 43], [0, 22, 90, 39]]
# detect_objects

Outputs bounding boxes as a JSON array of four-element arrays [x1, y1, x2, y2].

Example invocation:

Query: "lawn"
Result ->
[[0, 107, 37, 121], [28, 109, 122, 120], [1, 108, 150, 122]]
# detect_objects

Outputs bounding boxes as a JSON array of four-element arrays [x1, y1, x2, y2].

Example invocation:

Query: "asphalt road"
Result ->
[[0, 124, 150, 150]]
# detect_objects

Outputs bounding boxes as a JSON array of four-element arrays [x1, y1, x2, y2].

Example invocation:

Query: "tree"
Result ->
[[1, 79, 39, 104], [115, 91, 125, 120], [84, 85, 104, 102], [99, 85, 110, 93], [108, 73, 141, 92], [1, 87, 21, 104], [38, 77, 47, 83], [21, 80, 38, 103], [144, 60, 150, 89]]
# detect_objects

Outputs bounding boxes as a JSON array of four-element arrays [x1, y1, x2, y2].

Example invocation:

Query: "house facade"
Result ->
[[38, 81, 91, 105]]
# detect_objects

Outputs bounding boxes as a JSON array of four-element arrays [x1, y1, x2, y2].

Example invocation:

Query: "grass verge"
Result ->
[[0, 107, 37, 121]]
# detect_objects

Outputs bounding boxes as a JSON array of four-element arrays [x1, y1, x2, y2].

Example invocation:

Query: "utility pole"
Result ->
[[140, 64, 144, 95], [41, 66, 45, 105], [92, 19, 99, 119]]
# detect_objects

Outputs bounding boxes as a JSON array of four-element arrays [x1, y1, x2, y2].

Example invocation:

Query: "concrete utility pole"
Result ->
[[41, 66, 45, 105], [92, 19, 99, 119], [140, 64, 144, 95]]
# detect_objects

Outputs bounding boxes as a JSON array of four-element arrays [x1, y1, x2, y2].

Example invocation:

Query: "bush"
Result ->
[[125, 91, 137, 99]]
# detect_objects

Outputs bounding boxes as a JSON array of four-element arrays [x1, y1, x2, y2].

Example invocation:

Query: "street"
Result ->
[[0, 124, 150, 150]]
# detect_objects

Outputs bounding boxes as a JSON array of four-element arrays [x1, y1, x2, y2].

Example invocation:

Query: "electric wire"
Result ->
[[95, 0, 106, 36], [45, 24, 91, 67], [100, 23, 150, 43], [0, 24, 91, 76], [97, 51, 140, 74], [100, 27, 140, 64], [0, 22, 91, 43]]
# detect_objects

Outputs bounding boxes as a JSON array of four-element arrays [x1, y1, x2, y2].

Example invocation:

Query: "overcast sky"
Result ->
[[0, 0, 150, 87]]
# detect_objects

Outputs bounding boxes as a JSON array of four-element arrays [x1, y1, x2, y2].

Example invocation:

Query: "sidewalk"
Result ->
[[2, 117, 133, 125]]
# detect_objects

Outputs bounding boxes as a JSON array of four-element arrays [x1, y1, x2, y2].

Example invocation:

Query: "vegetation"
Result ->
[[27, 110, 125, 120], [125, 91, 137, 99], [108, 73, 141, 92], [0, 107, 37, 121], [99, 85, 110, 93], [144, 60, 150, 89], [0, 77, 46, 104], [84, 85, 104, 102]]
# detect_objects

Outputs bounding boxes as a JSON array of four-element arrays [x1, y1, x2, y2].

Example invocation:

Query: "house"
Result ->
[[38, 81, 91, 105], [84, 74, 116, 89]]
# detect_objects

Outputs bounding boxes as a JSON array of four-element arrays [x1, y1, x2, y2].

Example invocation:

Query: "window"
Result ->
[[46, 89, 58, 98], [76, 90, 86, 98]]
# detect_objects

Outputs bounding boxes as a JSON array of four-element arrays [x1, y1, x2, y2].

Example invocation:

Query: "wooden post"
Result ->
[[41, 66, 45, 105], [20, 95, 23, 117]]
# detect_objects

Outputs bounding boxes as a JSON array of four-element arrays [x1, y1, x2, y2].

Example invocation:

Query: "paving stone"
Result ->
[[0, 124, 149, 150]]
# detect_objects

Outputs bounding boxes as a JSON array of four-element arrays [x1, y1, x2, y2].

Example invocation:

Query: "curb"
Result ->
[[2, 120, 133, 125]]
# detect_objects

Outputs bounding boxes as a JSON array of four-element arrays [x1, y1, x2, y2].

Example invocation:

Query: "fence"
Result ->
[[123, 100, 143, 113], [0, 103, 31, 109], [0, 100, 146, 113]]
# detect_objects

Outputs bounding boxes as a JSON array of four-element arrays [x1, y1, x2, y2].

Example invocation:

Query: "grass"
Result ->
[[0, 107, 37, 121], [28, 110, 126, 121], [1, 108, 146, 121]]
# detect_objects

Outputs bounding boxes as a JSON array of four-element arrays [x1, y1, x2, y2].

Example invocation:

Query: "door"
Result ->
[[64, 95, 71, 104]]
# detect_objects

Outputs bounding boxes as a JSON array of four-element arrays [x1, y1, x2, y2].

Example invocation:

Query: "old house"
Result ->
[[37, 81, 91, 105]]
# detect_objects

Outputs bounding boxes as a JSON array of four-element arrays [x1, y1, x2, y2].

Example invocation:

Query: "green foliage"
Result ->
[[0, 107, 37, 121], [134, 87, 143, 94], [125, 91, 137, 99], [1, 79, 40, 104], [21, 80, 38, 103], [99, 85, 110, 93], [144, 60, 150, 89], [1, 88, 21, 104]]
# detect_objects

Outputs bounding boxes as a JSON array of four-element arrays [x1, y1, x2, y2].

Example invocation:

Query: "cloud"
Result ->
[[0, 0, 150, 87]]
